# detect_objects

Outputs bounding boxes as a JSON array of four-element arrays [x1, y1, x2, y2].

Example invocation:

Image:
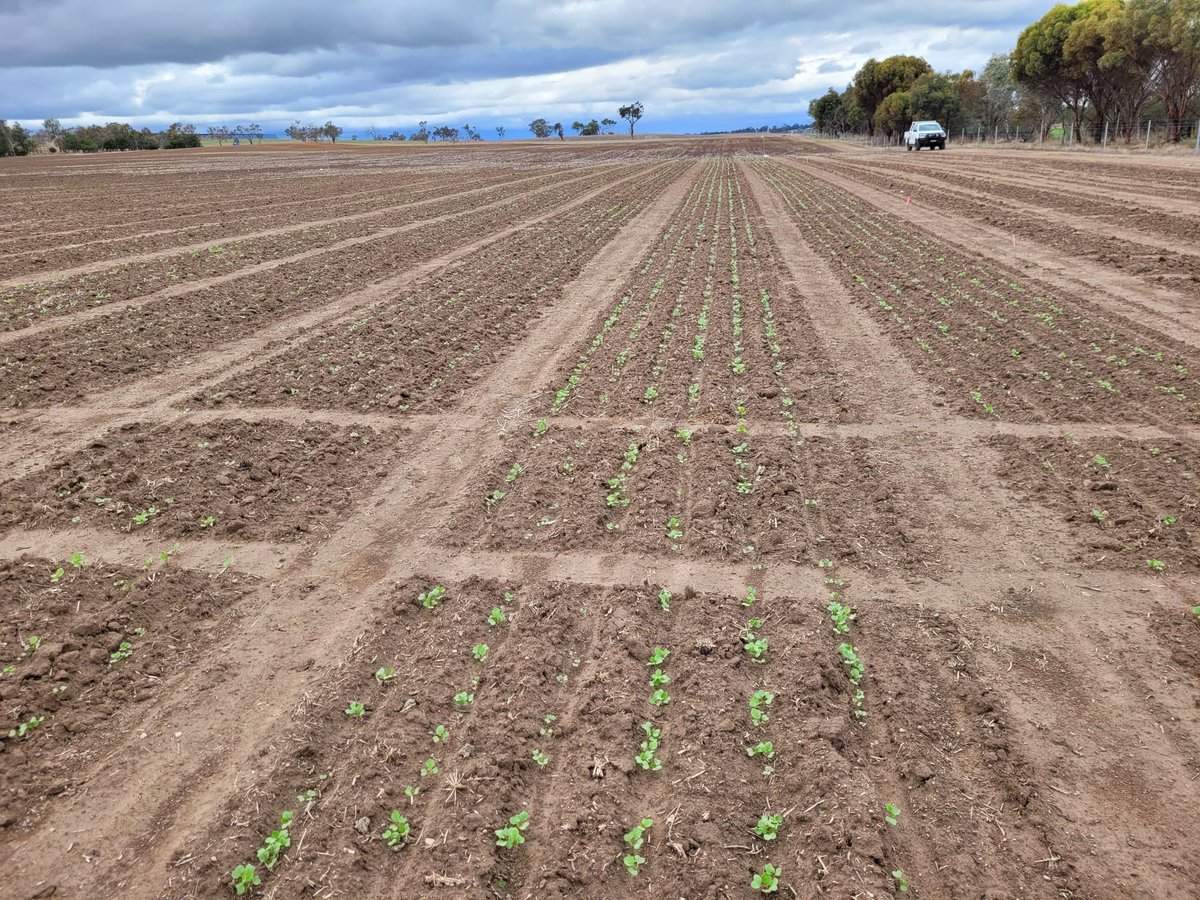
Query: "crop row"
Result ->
[[200, 161, 692, 413], [0, 419, 390, 543], [0, 164, 658, 409], [0, 166, 607, 332], [162, 574, 902, 897], [454, 425, 934, 569], [751, 159, 1200, 424]]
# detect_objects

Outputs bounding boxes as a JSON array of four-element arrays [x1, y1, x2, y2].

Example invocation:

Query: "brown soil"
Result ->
[[0, 136, 1197, 900]]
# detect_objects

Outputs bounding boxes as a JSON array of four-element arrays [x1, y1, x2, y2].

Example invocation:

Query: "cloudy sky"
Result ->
[[1, 0, 1051, 136]]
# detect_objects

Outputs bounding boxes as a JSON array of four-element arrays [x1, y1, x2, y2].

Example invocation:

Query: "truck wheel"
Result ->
[[906, 142, 912, 152]]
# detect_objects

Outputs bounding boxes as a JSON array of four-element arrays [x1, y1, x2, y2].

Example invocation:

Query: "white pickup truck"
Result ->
[[904, 121, 947, 151]]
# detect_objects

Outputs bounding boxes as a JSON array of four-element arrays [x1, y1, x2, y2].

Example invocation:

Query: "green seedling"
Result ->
[[1091, 508, 1108, 522], [534, 419, 549, 437], [132, 506, 159, 526], [623, 817, 653, 874], [749, 690, 774, 727], [752, 862, 781, 893], [826, 601, 855, 634], [70, 552, 86, 568], [817, 558, 834, 568], [665, 517, 683, 540], [381, 811, 410, 849], [1162, 515, 1178, 526], [746, 740, 774, 759], [885, 802, 901, 826], [658, 587, 672, 613], [495, 810, 530, 849], [540, 714, 557, 739], [231, 864, 261, 895], [1148, 559, 1165, 572], [345, 701, 366, 717], [635, 721, 663, 771], [754, 813, 783, 841], [488, 606, 506, 626], [22, 635, 41, 654], [649, 688, 670, 707], [505, 463, 522, 483], [404, 785, 419, 804], [893, 870, 909, 892], [1, 666, 14, 676], [50, 567, 65, 583], [676, 429, 692, 445], [743, 586, 758, 607], [649, 669, 670, 688], [1093, 454, 1110, 469], [8, 715, 43, 739], [647, 647, 669, 666], [421, 757, 439, 778], [472, 643, 489, 662], [256, 812, 294, 870], [432, 724, 450, 744], [109, 642, 133, 665], [375, 667, 396, 683], [486, 489, 506, 508], [454, 691, 474, 707], [838, 644, 864, 682], [200, 515, 217, 528], [743, 634, 768, 662], [296, 789, 318, 805], [531, 748, 549, 767], [420, 585, 446, 608]]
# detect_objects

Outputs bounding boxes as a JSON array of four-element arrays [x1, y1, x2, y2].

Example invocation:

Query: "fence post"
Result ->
[[994, 125, 999, 145], [977, 124, 982, 145], [1102, 120, 1108, 149], [1145, 120, 1152, 152], [1194, 119, 1199, 155]]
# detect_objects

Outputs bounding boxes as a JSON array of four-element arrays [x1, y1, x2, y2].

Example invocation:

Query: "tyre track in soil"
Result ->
[[746, 158, 1200, 897], [0, 163, 674, 485], [0, 166, 615, 345], [0, 161, 703, 900], [787, 158, 1200, 349], [0, 164, 604, 290]]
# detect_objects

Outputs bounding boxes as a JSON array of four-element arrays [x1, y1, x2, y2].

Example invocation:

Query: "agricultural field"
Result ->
[[1, 137, 1198, 899]]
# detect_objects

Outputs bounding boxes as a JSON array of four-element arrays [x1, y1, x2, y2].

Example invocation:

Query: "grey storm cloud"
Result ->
[[0, 0, 1050, 130]]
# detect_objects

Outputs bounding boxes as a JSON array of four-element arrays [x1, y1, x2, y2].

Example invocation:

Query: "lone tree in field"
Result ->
[[529, 118, 550, 138], [553, 122, 564, 140], [495, 125, 506, 139], [618, 101, 644, 137], [323, 121, 343, 143], [601, 117, 617, 133]]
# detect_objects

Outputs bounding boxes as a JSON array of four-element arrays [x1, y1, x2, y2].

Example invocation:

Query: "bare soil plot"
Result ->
[[0, 137, 1197, 900]]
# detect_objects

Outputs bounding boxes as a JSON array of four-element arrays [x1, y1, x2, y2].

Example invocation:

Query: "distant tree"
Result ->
[[909, 72, 968, 132], [1012, 4, 1092, 141], [210, 124, 232, 146], [571, 120, 585, 133], [601, 117, 617, 133], [577, 118, 600, 135], [1130, 0, 1200, 141], [411, 120, 430, 142], [808, 88, 847, 132], [874, 90, 913, 138], [41, 117, 63, 144], [851, 56, 933, 132], [0, 121, 15, 157], [323, 121, 342, 142], [389, 130, 405, 141], [164, 122, 201, 149], [618, 101, 644, 136], [529, 117, 550, 138], [365, 125, 380, 141], [553, 121, 564, 139], [979, 54, 1017, 131], [496, 125, 507, 139]]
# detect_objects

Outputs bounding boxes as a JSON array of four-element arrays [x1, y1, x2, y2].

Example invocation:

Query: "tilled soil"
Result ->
[[0, 137, 1197, 900]]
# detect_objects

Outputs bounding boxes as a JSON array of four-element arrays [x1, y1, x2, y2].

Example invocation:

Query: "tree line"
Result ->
[[809, 0, 1200, 142], [530, 102, 643, 139], [0, 118, 205, 155]]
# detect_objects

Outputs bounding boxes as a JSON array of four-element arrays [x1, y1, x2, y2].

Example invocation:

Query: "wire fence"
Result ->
[[809, 118, 1200, 156]]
